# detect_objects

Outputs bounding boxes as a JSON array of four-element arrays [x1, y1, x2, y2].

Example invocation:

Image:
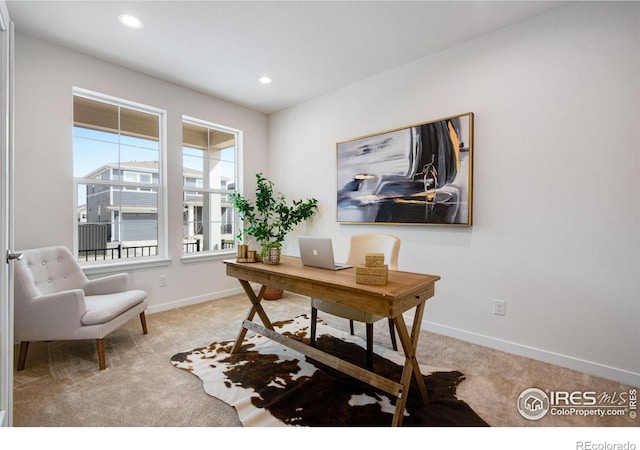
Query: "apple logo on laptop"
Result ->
[[313, 249, 319, 256]]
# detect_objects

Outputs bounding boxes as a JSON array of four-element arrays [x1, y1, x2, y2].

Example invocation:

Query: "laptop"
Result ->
[[298, 236, 353, 270]]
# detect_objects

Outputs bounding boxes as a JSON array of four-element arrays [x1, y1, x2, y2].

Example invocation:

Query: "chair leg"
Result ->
[[96, 339, 106, 370], [366, 323, 373, 371], [388, 318, 398, 351], [310, 307, 318, 347], [17, 341, 29, 371], [139, 311, 148, 335], [349, 319, 355, 335]]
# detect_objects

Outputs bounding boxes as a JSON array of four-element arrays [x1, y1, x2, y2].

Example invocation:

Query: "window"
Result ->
[[123, 171, 152, 184], [73, 89, 166, 263], [123, 171, 153, 191], [182, 117, 239, 255]]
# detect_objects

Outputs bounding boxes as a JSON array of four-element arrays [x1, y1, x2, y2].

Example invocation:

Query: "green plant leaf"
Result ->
[[230, 173, 318, 248]]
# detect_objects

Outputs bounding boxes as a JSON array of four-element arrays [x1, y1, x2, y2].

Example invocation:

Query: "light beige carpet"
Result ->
[[13, 292, 637, 427]]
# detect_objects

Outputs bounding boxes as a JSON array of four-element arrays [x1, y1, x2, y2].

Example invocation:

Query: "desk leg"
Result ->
[[391, 302, 429, 426], [409, 301, 428, 402], [231, 281, 274, 354]]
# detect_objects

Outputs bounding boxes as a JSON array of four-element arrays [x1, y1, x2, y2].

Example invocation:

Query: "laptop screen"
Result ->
[[298, 236, 352, 270]]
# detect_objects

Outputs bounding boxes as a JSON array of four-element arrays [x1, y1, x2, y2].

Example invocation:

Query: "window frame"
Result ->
[[72, 87, 168, 270], [181, 115, 241, 261]]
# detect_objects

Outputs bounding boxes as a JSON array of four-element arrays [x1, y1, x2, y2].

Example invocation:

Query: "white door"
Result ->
[[0, 2, 14, 427]]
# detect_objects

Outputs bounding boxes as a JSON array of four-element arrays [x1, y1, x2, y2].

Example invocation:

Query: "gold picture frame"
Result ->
[[337, 112, 474, 226]]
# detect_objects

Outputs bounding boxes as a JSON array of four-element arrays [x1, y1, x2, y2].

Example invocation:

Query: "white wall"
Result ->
[[268, 2, 640, 385], [13, 33, 269, 312]]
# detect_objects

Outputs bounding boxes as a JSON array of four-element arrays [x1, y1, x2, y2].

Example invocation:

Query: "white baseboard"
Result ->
[[421, 319, 640, 387], [146, 291, 639, 387], [146, 287, 244, 315]]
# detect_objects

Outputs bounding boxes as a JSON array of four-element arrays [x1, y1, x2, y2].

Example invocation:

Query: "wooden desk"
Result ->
[[224, 255, 440, 426]]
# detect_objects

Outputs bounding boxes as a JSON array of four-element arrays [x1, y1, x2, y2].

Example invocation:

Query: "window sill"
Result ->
[[181, 251, 236, 264], [81, 257, 172, 275]]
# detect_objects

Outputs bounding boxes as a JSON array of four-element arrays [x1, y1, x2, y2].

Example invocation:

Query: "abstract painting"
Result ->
[[337, 112, 473, 225]]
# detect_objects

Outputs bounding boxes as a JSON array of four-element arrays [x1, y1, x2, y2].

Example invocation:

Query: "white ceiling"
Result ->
[[6, 1, 567, 114]]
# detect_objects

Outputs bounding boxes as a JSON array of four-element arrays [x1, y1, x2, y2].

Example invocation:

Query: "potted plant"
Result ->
[[231, 173, 318, 265]]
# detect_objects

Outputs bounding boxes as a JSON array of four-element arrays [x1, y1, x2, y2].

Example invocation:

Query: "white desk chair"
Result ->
[[310, 234, 400, 370]]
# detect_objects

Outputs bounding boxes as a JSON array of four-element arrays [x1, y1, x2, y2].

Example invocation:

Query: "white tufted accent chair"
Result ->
[[310, 234, 400, 370], [14, 246, 148, 370]]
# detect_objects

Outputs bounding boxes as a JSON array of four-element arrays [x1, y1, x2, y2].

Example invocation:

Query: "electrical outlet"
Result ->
[[493, 299, 506, 316], [159, 275, 167, 287]]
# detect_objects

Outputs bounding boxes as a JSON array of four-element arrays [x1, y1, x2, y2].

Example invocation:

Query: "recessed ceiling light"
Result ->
[[118, 13, 144, 29], [259, 76, 272, 85]]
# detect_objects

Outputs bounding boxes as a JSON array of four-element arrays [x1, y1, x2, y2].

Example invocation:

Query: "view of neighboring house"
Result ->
[[78, 161, 234, 257]]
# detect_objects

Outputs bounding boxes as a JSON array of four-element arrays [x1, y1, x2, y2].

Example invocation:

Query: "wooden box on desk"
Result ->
[[356, 264, 388, 285], [364, 253, 385, 267]]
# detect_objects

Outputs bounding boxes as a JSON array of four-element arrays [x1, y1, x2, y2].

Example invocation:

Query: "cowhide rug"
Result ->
[[171, 315, 488, 427]]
